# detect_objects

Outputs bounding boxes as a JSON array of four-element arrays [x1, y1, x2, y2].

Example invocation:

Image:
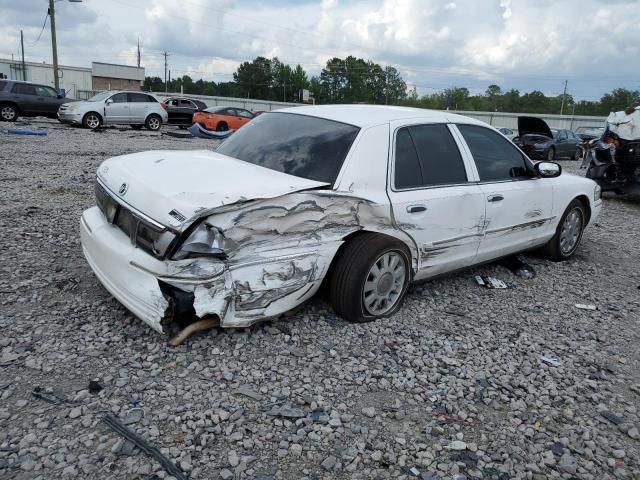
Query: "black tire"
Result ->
[[543, 199, 586, 261], [572, 147, 582, 160], [546, 147, 555, 161], [130, 124, 143, 130], [178, 125, 187, 130], [145, 114, 162, 131], [0, 103, 19, 122], [216, 121, 228, 132], [82, 112, 102, 129], [329, 233, 411, 323]]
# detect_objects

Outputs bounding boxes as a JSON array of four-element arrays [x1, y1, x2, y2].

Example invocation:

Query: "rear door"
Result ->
[[104, 92, 129, 124], [387, 122, 486, 278], [455, 124, 555, 261], [555, 129, 571, 157], [128, 93, 155, 123], [10, 83, 38, 113]]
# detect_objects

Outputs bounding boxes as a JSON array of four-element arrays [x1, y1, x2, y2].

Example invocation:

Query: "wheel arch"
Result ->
[[321, 229, 418, 291], [574, 194, 591, 225], [0, 100, 19, 110], [83, 110, 104, 122]]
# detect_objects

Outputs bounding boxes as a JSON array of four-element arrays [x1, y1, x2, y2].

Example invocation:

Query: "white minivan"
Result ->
[[58, 90, 168, 130]]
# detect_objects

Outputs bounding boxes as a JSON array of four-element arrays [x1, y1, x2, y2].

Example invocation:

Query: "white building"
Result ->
[[0, 58, 145, 99]]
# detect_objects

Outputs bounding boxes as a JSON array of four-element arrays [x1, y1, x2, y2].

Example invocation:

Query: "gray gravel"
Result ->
[[1, 118, 639, 479]]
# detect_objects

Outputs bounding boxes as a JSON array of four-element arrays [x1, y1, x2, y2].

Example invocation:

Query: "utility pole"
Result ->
[[163, 51, 169, 93], [560, 79, 568, 115], [283, 79, 286, 102], [49, 0, 59, 90], [20, 30, 26, 81]]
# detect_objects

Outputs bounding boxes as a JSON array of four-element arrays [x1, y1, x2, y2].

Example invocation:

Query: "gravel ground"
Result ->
[[1, 118, 639, 480]]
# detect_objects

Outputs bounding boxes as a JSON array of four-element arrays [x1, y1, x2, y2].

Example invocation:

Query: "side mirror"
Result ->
[[534, 161, 562, 178], [105, 99, 113, 105]]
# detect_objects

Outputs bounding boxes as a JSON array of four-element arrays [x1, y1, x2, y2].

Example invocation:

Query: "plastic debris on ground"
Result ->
[[574, 303, 597, 311], [540, 355, 562, 367], [187, 123, 234, 139], [475, 275, 508, 289], [4, 128, 48, 136], [499, 255, 536, 279]]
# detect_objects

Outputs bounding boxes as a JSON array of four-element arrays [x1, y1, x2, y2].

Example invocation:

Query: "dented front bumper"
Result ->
[[80, 206, 337, 335]]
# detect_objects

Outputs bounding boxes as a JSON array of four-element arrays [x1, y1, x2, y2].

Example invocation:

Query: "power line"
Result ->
[[29, 12, 49, 47]]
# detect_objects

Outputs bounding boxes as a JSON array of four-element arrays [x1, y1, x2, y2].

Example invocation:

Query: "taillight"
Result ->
[[160, 103, 168, 110]]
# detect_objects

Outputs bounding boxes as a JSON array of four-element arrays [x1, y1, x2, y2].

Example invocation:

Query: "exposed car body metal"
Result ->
[[586, 107, 640, 194], [80, 106, 602, 336]]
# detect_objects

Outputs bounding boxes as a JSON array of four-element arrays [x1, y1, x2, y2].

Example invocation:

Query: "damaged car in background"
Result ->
[[586, 106, 640, 195], [80, 105, 602, 343], [513, 117, 582, 161]]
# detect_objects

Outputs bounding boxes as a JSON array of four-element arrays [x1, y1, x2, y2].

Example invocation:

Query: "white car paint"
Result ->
[[58, 90, 168, 128], [80, 105, 602, 335]]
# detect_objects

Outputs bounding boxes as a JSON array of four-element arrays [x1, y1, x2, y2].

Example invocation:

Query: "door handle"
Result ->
[[487, 194, 504, 202], [406, 205, 427, 213]]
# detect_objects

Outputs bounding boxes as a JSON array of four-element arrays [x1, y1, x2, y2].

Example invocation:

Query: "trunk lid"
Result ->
[[97, 149, 328, 229]]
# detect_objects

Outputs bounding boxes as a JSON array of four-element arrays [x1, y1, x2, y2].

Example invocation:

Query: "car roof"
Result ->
[[274, 104, 486, 128]]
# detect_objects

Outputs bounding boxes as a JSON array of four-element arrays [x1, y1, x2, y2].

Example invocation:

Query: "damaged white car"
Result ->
[[80, 105, 602, 338]]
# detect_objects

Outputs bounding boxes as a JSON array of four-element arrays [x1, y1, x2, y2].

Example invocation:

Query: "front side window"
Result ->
[[394, 124, 467, 189], [109, 93, 128, 103], [217, 112, 359, 184], [458, 124, 531, 181]]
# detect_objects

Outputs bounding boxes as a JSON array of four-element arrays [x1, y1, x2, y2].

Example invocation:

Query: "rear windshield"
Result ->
[[216, 112, 360, 184]]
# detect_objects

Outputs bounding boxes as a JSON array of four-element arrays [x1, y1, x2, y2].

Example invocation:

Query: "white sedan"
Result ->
[[80, 105, 602, 336]]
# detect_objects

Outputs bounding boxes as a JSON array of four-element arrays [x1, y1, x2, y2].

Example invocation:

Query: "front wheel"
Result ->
[[82, 112, 102, 129], [145, 114, 162, 131], [546, 147, 555, 161], [573, 147, 582, 160], [330, 234, 411, 323], [216, 121, 228, 132], [543, 199, 586, 261]]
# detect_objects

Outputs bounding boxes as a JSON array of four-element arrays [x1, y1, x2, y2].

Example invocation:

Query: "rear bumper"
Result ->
[[80, 206, 334, 333]]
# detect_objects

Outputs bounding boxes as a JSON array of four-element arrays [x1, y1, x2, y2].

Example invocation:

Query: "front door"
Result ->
[[455, 123, 554, 262], [387, 122, 486, 279], [104, 92, 130, 124]]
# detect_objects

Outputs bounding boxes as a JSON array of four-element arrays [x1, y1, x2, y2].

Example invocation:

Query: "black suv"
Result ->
[[0, 80, 75, 122]]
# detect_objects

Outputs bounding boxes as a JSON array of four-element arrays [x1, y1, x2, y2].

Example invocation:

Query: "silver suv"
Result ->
[[58, 90, 168, 130]]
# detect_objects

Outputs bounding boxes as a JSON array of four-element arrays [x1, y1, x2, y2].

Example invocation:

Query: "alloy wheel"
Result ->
[[1, 106, 16, 121], [85, 114, 100, 129]]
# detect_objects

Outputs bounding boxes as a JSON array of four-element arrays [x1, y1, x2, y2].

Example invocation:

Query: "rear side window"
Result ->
[[458, 124, 530, 181], [394, 124, 467, 189], [128, 93, 155, 102], [11, 83, 36, 95]]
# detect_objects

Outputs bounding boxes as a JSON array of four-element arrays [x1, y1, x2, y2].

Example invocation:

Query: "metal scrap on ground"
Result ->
[[102, 414, 187, 480]]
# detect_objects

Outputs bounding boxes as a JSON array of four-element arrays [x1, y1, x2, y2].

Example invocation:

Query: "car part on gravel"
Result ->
[[102, 414, 187, 480], [168, 317, 219, 346], [4, 128, 47, 136], [187, 122, 233, 139]]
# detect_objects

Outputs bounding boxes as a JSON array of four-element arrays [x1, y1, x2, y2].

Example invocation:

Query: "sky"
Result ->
[[0, 0, 639, 101]]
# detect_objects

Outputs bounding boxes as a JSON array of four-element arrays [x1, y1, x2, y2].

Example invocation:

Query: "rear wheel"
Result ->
[[216, 121, 228, 132], [0, 103, 18, 122], [543, 199, 586, 261], [330, 234, 411, 323], [145, 114, 162, 131], [82, 112, 102, 129]]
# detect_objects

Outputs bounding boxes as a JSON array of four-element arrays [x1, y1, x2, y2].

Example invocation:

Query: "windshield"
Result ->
[[216, 112, 360, 184], [86, 91, 112, 102]]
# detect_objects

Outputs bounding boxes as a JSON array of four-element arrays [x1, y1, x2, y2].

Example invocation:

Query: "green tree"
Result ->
[[234, 57, 273, 99]]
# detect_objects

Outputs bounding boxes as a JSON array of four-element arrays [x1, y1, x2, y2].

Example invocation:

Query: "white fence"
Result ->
[[152, 92, 299, 112], [451, 110, 607, 130]]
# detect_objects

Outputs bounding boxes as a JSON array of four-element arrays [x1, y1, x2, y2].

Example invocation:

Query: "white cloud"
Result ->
[[0, 0, 638, 100]]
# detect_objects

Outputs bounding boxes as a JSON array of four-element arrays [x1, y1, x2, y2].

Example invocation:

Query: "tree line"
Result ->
[[142, 56, 639, 116]]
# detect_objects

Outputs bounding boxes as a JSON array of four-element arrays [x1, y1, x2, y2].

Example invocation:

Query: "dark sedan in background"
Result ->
[[513, 117, 582, 160], [161, 96, 207, 127]]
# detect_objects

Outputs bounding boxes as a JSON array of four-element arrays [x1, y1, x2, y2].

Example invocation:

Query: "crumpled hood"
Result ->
[[97, 149, 328, 229], [518, 116, 553, 138]]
